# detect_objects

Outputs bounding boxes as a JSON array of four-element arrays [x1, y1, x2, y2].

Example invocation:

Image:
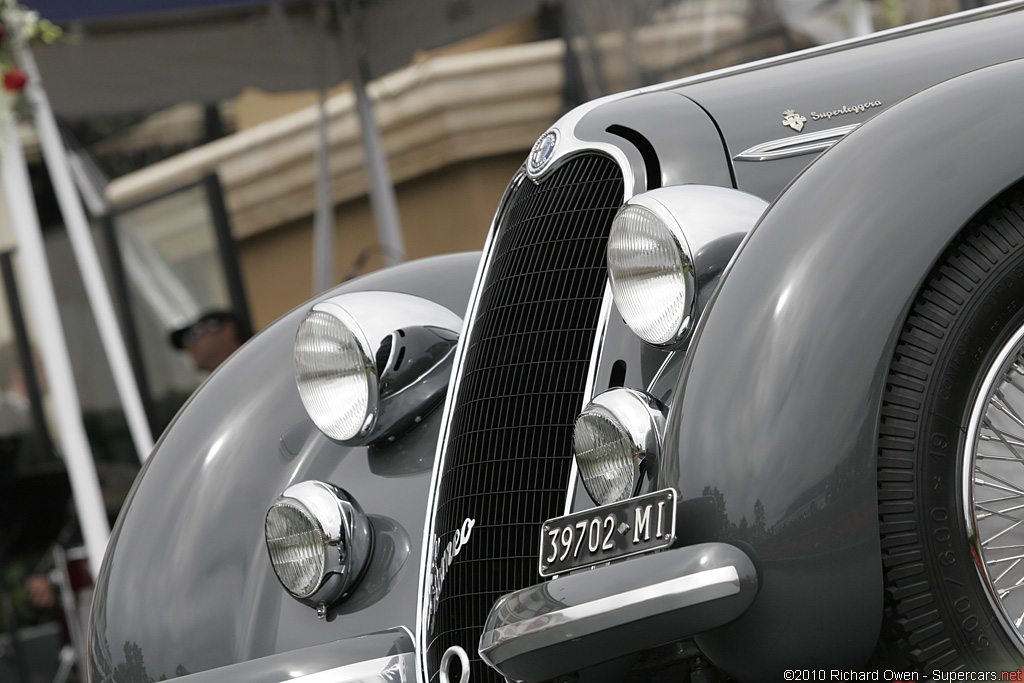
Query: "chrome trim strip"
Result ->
[[734, 123, 861, 162], [478, 542, 759, 681], [641, 0, 1024, 97], [482, 567, 740, 652], [285, 654, 413, 683], [647, 351, 680, 393], [565, 279, 617, 516], [161, 628, 415, 683], [565, 138, 648, 515]]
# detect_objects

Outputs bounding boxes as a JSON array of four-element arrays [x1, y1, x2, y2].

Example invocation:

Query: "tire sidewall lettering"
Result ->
[[878, 192, 1024, 668]]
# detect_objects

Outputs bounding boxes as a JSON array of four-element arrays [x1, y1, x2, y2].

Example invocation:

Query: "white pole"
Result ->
[[9, 10, 154, 463], [0, 105, 110, 580], [337, 0, 405, 266], [313, 1, 335, 293]]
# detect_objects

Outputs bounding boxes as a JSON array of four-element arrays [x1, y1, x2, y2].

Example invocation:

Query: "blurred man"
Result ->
[[0, 342, 55, 472], [169, 310, 250, 373]]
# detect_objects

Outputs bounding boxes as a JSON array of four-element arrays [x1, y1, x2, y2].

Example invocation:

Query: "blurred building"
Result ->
[[95, 0, 802, 330]]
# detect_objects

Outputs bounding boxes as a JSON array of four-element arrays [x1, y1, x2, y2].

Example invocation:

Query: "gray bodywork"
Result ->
[[670, 58, 1024, 680]]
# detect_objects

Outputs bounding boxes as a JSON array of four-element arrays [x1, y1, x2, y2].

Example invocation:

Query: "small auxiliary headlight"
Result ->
[[607, 203, 693, 346], [295, 308, 376, 442], [265, 481, 373, 608], [265, 500, 327, 598], [574, 389, 666, 506]]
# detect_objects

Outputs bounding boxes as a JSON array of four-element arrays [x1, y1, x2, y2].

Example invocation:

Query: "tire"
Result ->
[[877, 184, 1024, 671]]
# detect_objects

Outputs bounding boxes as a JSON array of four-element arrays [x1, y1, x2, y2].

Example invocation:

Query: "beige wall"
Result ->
[[239, 151, 525, 329]]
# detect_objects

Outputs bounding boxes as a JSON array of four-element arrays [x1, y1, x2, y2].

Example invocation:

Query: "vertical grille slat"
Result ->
[[424, 154, 624, 682]]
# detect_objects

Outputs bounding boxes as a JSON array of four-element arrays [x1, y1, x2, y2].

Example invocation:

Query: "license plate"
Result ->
[[539, 488, 677, 577]]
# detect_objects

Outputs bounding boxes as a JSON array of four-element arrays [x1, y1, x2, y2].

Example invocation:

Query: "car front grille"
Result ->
[[423, 153, 625, 682]]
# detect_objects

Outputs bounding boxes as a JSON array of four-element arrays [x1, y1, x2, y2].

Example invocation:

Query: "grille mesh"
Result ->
[[424, 154, 624, 682]]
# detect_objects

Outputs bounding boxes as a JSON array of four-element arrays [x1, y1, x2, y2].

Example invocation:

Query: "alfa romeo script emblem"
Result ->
[[782, 109, 807, 132], [529, 129, 558, 172], [424, 517, 476, 629]]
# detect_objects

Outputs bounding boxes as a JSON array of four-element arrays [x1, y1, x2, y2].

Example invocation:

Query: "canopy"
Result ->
[[25, 0, 542, 118], [26, 0, 276, 22]]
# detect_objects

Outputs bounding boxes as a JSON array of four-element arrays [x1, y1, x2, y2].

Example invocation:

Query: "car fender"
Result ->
[[662, 59, 1024, 678], [88, 252, 479, 681]]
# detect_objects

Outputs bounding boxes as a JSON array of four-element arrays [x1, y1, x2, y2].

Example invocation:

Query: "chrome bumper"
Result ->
[[478, 543, 758, 682], [161, 627, 414, 683]]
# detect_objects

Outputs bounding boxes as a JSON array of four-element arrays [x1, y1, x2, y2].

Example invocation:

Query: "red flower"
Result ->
[[3, 68, 27, 92]]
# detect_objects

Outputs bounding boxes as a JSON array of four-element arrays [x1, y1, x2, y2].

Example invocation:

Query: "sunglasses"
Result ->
[[182, 319, 224, 346]]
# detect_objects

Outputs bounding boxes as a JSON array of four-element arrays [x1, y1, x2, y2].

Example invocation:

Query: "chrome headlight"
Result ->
[[608, 203, 694, 345], [608, 185, 768, 348], [265, 481, 373, 608], [573, 389, 666, 506], [295, 308, 375, 441], [294, 292, 462, 445]]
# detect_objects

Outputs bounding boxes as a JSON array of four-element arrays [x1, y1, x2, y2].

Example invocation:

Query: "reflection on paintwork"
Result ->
[[332, 515, 411, 616], [278, 421, 316, 461], [201, 433, 228, 469], [97, 640, 190, 682], [699, 446, 873, 557]]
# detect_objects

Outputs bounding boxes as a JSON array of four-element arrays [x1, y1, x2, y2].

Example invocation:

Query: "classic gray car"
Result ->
[[88, 2, 1024, 681]]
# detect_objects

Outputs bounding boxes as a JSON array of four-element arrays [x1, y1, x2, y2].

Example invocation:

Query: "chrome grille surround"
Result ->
[[417, 147, 631, 683]]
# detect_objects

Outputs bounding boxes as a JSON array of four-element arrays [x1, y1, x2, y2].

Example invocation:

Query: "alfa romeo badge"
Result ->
[[529, 129, 558, 172]]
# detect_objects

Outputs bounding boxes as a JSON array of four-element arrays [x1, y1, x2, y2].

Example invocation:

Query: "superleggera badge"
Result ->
[[782, 109, 807, 132], [529, 129, 558, 172], [782, 100, 883, 132], [810, 99, 882, 121]]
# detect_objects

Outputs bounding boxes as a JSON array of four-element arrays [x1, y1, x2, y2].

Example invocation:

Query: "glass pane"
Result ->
[[112, 183, 237, 432], [116, 185, 231, 324]]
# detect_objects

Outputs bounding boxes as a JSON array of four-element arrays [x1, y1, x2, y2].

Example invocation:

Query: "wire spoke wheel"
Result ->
[[966, 324, 1024, 646]]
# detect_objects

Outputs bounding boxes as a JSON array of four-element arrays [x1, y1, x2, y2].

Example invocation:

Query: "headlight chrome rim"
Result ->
[[608, 201, 696, 347], [574, 389, 667, 506], [264, 499, 328, 598], [607, 185, 769, 349], [265, 480, 373, 607], [295, 302, 379, 443], [294, 291, 464, 446]]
